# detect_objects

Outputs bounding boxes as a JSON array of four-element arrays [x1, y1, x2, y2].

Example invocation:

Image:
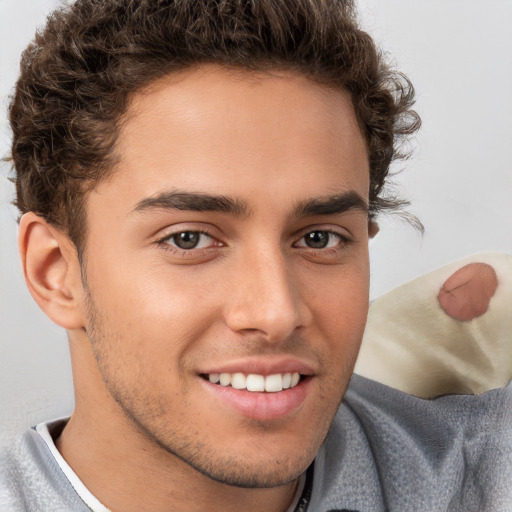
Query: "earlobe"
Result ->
[[18, 212, 85, 329], [368, 220, 379, 238]]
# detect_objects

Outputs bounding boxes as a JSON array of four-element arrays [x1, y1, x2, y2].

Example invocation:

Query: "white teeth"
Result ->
[[265, 374, 283, 392], [209, 373, 220, 384], [231, 373, 246, 390], [207, 372, 302, 392], [246, 374, 265, 392], [219, 373, 231, 386]]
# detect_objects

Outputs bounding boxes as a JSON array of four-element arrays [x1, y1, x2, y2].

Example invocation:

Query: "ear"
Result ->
[[18, 212, 85, 329], [368, 220, 379, 238]]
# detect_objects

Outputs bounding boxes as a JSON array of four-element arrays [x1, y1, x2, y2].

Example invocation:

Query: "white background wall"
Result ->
[[1, 0, 511, 440]]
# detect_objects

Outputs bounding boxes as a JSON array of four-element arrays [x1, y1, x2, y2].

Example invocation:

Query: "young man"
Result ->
[[1, 1, 510, 511]]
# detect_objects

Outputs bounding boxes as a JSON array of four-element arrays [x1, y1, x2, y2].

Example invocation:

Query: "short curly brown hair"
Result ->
[[9, 0, 420, 254]]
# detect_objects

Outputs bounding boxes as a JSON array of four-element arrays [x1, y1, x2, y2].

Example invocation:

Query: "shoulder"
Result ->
[[0, 423, 90, 512], [308, 375, 512, 512]]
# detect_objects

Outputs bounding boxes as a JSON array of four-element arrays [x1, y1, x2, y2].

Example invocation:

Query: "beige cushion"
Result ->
[[354, 253, 512, 398]]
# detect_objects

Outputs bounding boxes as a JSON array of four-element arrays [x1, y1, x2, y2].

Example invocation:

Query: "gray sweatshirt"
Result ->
[[1, 374, 511, 512]]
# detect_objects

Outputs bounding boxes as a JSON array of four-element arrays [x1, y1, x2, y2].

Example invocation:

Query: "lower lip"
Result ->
[[200, 377, 311, 421]]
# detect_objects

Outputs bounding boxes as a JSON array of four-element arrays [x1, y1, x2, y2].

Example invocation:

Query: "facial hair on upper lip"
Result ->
[[190, 332, 325, 374]]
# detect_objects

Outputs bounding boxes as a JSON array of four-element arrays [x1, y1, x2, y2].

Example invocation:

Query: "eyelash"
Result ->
[[156, 229, 220, 255], [155, 228, 351, 256], [293, 230, 351, 251]]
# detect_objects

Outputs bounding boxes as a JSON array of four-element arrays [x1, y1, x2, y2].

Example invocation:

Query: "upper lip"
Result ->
[[198, 356, 317, 377]]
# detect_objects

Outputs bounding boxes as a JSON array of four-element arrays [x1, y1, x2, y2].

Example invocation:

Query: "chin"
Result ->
[[184, 453, 311, 489], [151, 425, 318, 489]]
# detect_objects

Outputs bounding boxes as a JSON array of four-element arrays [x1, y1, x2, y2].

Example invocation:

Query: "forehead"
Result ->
[[90, 65, 369, 215]]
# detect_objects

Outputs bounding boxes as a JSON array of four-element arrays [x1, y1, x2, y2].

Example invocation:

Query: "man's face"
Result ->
[[80, 65, 371, 487]]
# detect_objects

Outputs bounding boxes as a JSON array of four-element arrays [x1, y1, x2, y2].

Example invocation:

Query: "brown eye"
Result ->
[[304, 231, 330, 249], [158, 229, 222, 254], [294, 230, 348, 251], [171, 231, 202, 249]]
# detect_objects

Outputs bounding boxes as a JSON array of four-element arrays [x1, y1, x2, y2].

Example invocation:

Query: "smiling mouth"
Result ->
[[201, 372, 304, 392]]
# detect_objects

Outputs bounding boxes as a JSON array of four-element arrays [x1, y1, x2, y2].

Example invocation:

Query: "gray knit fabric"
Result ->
[[0, 423, 91, 511], [1, 374, 511, 512], [309, 374, 512, 512]]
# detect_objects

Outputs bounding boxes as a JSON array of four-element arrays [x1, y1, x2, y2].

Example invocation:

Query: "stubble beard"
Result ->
[[81, 279, 346, 489]]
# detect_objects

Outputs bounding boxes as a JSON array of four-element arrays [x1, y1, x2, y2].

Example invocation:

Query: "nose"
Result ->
[[223, 247, 311, 343]]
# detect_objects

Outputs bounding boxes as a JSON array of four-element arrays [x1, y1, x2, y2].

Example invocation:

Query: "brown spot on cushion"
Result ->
[[438, 263, 498, 321]]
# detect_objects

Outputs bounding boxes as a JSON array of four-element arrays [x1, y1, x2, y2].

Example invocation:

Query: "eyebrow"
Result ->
[[293, 191, 368, 217], [132, 189, 367, 219], [133, 191, 249, 217]]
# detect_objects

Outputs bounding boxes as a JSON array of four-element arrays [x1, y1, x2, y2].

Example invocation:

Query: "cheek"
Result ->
[[89, 251, 199, 324], [308, 261, 369, 329], [305, 261, 370, 372], [85, 255, 228, 382]]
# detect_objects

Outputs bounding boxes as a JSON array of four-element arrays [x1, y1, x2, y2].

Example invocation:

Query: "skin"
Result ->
[[19, 65, 375, 512]]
